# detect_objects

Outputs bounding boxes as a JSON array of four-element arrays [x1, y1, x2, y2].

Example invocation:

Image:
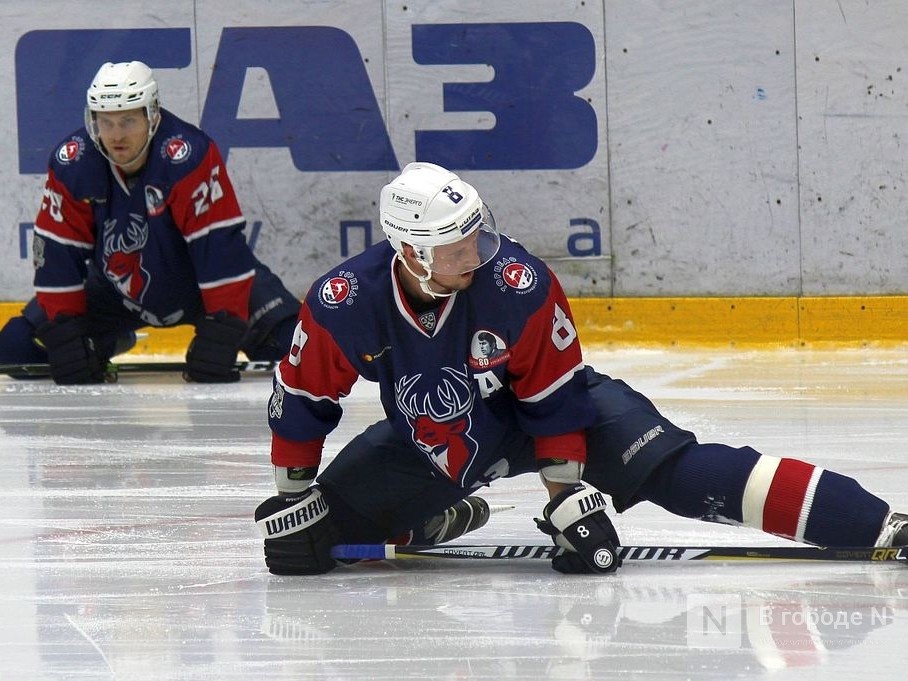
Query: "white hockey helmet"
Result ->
[[380, 163, 500, 294], [84, 61, 161, 161]]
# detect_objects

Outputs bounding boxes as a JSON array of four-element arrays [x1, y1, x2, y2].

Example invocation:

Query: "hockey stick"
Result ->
[[0, 359, 279, 378], [332, 543, 908, 564]]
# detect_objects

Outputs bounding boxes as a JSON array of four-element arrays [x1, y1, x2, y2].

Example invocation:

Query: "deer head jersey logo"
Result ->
[[102, 214, 150, 302], [395, 366, 478, 485]]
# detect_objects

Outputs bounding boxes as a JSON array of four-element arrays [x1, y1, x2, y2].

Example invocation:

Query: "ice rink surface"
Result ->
[[1, 347, 907, 680]]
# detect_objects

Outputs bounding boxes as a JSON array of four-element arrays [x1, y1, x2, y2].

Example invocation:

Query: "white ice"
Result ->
[[1, 347, 907, 680]]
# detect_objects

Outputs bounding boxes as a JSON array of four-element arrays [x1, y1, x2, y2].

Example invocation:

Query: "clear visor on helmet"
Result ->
[[85, 108, 151, 140], [420, 207, 501, 275]]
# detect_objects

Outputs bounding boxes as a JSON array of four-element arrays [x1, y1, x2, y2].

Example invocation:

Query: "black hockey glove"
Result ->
[[255, 487, 341, 575], [535, 482, 622, 574], [184, 311, 248, 383], [35, 315, 107, 385]]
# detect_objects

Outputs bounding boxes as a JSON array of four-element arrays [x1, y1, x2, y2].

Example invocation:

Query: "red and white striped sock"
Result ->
[[742, 456, 824, 542]]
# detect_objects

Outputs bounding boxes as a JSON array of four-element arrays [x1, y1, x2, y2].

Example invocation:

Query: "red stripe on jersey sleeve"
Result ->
[[169, 143, 244, 240], [279, 302, 360, 402], [762, 458, 815, 538], [506, 271, 584, 401], [270, 432, 326, 468], [201, 276, 253, 320], [534, 430, 587, 464], [37, 289, 87, 319], [34, 170, 95, 244]]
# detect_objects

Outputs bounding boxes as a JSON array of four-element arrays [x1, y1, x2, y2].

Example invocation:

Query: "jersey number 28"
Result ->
[[191, 165, 225, 217]]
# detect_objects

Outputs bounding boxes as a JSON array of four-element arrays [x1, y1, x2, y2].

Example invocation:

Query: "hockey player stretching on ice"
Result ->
[[0, 61, 300, 384], [255, 162, 907, 574]]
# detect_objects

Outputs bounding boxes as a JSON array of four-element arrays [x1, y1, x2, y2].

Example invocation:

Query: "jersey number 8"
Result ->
[[551, 303, 577, 351]]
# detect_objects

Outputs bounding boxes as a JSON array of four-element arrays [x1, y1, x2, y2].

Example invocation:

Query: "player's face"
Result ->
[[429, 268, 476, 293], [94, 109, 151, 170], [400, 215, 500, 298], [401, 245, 476, 296]]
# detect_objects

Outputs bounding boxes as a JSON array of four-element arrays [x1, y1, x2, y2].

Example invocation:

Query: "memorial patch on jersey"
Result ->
[[495, 257, 538, 294], [56, 137, 85, 164], [469, 329, 510, 369], [145, 185, 166, 216], [162, 136, 192, 163]]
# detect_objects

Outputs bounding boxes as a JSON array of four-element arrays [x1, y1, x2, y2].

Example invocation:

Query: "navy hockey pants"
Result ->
[[317, 367, 697, 543]]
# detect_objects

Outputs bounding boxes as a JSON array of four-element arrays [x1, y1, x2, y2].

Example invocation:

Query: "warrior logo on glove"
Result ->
[[593, 547, 615, 570], [578, 489, 608, 514], [258, 489, 329, 538], [254, 487, 342, 575]]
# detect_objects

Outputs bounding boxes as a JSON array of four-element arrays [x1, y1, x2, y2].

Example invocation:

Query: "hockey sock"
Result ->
[[741, 454, 889, 546], [639, 442, 889, 546]]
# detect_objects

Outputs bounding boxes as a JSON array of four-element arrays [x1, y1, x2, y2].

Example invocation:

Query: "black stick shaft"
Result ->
[[332, 543, 908, 564]]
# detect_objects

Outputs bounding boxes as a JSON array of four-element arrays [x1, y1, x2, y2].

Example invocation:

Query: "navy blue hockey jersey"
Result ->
[[33, 109, 256, 325], [269, 237, 597, 489]]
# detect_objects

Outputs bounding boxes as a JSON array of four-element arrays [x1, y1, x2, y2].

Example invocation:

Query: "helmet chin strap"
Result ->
[[396, 253, 456, 299]]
